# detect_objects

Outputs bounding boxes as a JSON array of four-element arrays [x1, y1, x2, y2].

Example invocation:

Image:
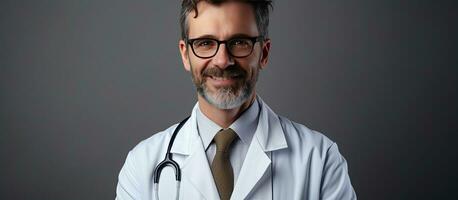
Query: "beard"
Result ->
[[191, 64, 259, 109]]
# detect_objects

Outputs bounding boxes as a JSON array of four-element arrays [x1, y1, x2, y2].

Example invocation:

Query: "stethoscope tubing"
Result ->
[[152, 116, 190, 200]]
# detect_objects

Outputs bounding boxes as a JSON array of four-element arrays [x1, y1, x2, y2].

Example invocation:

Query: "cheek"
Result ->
[[189, 57, 211, 77], [241, 58, 260, 78]]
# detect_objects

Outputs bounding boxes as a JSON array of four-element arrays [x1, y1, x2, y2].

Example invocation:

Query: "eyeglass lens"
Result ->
[[191, 38, 255, 58]]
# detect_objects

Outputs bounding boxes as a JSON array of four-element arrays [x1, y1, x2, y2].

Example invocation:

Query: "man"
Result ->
[[116, 0, 356, 199]]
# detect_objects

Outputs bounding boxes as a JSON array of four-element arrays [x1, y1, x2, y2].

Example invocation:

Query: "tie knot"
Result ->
[[213, 128, 237, 152]]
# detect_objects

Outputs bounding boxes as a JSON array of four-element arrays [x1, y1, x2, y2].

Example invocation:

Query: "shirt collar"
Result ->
[[196, 98, 260, 150]]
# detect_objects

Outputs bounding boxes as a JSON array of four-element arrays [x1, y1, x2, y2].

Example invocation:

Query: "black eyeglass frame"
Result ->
[[185, 36, 264, 59]]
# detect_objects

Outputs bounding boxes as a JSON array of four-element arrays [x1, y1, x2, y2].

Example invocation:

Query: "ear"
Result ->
[[179, 39, 191, 72], [259, 38, 271, 69]]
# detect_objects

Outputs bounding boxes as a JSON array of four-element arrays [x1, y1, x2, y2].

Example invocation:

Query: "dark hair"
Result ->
[[179, 0, 273, 40]]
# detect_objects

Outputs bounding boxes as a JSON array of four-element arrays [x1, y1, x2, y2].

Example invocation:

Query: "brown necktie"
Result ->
[[211, 128, 237, 200]]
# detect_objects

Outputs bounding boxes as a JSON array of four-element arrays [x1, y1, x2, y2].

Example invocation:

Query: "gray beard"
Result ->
[[197, 79, 254, 109], [192, 66, 259, 109]]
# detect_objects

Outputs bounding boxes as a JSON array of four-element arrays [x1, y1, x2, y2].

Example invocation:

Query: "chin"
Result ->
[[202, 87, 251, 110]]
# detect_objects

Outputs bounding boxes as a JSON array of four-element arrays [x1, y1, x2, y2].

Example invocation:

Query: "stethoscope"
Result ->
[[153, 116, 190, 200]]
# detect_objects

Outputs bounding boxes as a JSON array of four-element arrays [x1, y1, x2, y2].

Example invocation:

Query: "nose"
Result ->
[[212, 43, 234, 69]]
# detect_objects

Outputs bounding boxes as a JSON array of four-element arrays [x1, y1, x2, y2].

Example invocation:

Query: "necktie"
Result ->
[[211, 128, 237, 200]]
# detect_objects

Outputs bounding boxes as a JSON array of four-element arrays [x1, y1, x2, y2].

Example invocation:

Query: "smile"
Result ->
[[210, 76, 233, 81], [206, 76, 238, 87]]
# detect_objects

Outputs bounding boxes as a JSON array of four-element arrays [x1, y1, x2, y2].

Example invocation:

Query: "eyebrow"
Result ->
[[189, 33, 256, 40]]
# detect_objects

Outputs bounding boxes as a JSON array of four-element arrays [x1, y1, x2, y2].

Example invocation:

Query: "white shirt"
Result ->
[[196, 98, 260, 184]]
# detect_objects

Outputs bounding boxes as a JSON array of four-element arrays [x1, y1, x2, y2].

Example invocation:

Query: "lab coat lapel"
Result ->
[[181, 139, 220, 200], [170, 104, 220, 200], [231, 135, 272, 200], [231, 97, 288, 200]]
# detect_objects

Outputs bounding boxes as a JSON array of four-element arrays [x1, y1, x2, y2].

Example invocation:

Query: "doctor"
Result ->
[[116, 0, 356, 199]]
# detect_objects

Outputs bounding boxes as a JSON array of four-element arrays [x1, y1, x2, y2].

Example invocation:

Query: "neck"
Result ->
[[198, 92, 256, 128]]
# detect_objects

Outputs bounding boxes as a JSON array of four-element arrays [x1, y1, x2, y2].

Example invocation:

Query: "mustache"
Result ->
[[202, 65, 247, 79]]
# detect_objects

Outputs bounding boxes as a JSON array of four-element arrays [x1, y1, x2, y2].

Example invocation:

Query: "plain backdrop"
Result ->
[[1, 0, 457, 199]]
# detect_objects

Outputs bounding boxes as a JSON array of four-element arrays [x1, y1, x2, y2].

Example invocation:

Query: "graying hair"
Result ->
[[179, 0, 273, 40]]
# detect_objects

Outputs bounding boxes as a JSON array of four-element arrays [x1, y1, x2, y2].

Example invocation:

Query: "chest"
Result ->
[[154, 150, 323, 200]]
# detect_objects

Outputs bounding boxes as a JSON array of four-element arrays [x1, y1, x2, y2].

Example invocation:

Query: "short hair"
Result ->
[[179, 0, 273, 40]]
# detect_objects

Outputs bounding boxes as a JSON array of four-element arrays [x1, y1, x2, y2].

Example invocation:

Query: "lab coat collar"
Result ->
[[170, 95, 288, 155], [254, 95, 288, 152], [169, 104, 199, 156]]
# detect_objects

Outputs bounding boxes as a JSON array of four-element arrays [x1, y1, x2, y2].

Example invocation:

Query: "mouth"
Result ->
[[208, 75, 237, 80], [206, 75, 239, 87], [201, 66, 245, 87]]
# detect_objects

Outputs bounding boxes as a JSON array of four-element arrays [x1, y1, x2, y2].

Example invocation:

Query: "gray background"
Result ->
[[1, 0, 457, 199]]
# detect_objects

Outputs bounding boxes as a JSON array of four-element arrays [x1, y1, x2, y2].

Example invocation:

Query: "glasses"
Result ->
[[186, 36, 263, 59]]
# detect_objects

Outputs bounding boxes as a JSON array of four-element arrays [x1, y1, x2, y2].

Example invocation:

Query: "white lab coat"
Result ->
[[116, 97, 357, 200]]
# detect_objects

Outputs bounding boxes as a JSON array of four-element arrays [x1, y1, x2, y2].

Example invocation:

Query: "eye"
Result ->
[[230, 39, 251, 48], [194, 39, 216, 48]]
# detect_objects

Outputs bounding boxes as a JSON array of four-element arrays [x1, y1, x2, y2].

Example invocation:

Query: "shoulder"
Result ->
[[125, 123, 179, 166], [257, 96, 336, 156], [275, 117, 357, 199], [277, 115, 335, 155]]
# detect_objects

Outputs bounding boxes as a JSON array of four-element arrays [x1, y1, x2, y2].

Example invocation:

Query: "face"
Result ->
[[179, 1, 271, 109]]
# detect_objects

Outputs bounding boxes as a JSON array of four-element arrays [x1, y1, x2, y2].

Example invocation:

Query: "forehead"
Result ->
[[187, 1, 259, 39]]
